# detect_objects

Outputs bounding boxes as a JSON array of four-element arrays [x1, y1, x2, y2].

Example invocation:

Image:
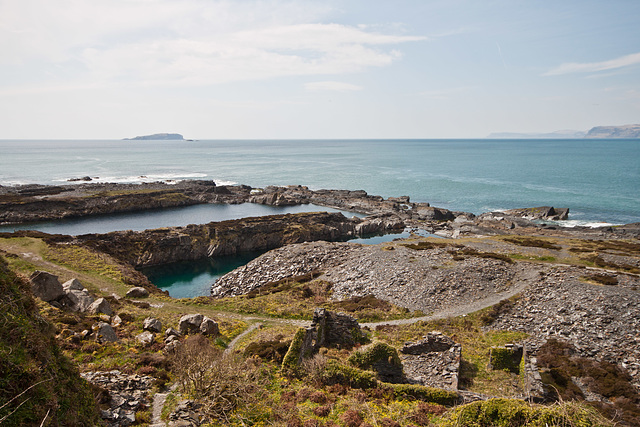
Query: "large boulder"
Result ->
[[61, 279, 95, 312], [88, 298, 114, 316], [200, 316, 219, 336], [30, 271, 64, 302], [94, 322, 118, 343], [412, 206, 455, 221], [178, 314, 203, 335]]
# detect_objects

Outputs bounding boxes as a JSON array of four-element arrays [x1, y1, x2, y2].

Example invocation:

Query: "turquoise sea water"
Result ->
[[1, 139, 638, 297], [1, 139, 638, 226]]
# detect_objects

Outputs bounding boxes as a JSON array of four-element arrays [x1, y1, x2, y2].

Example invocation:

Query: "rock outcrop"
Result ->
[[501, 206, 569, 221], [78, 212, 404, 268], [0, 181, 458, 227]]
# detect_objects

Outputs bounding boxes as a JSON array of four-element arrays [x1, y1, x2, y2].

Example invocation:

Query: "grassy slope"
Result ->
[[0, 255, 102, 426]]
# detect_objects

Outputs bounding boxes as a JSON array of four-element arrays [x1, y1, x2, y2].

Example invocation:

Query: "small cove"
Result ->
[[144, 228, 436, 298]]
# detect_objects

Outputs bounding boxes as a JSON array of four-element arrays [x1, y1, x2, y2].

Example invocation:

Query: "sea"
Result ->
[[1, 139, 638, 297]]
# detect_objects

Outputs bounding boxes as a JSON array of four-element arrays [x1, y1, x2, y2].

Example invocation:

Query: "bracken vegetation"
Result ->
[[536, 338, 640, 426]]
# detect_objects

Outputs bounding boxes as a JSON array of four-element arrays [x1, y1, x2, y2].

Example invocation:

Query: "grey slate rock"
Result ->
[[143, 317, 162, 333], [94, 322, 118, 343], [88, 297, 114, 316], [178, 314, 203, 335], [136, 331, 155, 347], [30, 270, 64, 302], [200, 316, 219, 336]]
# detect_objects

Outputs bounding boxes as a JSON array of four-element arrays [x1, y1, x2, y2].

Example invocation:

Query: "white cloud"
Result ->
[[305, 81, 363, 92], [0, 0, 425, 91], [543, 52, 640, 76]]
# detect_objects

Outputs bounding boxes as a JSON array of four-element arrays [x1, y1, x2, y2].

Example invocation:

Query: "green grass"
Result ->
[[204, 278, 420, 322]]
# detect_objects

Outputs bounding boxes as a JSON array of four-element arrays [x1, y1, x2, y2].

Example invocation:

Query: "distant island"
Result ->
[[488, 124, 640, 139], [124, 133, 185, 141]]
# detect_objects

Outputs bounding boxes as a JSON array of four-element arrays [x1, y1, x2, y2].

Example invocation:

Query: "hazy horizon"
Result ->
[[2, 1, 639, 139]]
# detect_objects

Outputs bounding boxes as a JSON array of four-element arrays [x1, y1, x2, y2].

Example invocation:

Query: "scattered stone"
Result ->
[[62, 278, 84, 291], [165, 327, 181, 338], [143, 317, 162, 333], [63, 285, 95, 312], [125, 287, 149, 298], [94, 322, 119, 343], [168, 400, 203, 426], [178, 314, 203, 335], [136, 331, 155, 347], [400, 332, 461, 390], [111, 314, 122, 327], [199, 316, 219, 336], [30, 270, 64, 302], [81, 370, 154, 427], [88, 297, 114, 316]]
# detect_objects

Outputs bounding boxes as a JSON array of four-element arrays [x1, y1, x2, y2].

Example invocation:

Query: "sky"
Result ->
[[1, 0, 639, 139]]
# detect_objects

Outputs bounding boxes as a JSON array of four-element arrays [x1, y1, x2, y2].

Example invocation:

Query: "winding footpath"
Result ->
[[148, 267, 539, 425]]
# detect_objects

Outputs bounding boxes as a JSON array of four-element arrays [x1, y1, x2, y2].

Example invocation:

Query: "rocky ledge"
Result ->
[[73, 212, 404, 268], [3, 180, 632, 242]]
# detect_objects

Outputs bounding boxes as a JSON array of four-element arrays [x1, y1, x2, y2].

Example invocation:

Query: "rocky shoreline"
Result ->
[[3, 180, 638, 240]]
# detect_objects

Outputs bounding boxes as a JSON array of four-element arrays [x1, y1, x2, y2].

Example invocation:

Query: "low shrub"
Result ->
[[333, 294, 393, 313], [409, 401, 447, 425], [537, 338, 640, 425], [383, 383, 458, 406], [480, 296, 519, 326], [340, 409, 363, 427], [170, 335, 269, 422], [438, 398, 613, 427], [321, 360, 378, 389], [244, 337, 291, 363], [402, 241, 449, 251]]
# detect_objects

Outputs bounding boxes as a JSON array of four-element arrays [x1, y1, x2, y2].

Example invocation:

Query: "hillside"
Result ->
[[0, 256, 101, 426], [124, 133, 185, 140], [489, 124, 640, 139], [585, 124, 640, 138]]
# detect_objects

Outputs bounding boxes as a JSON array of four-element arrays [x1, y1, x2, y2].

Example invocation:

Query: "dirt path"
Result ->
[[361, 265, 541, 328]]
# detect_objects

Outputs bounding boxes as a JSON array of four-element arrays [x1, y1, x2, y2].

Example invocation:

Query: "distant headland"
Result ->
[[123, 133, 186, 141], [488, 123, 640, 139]]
